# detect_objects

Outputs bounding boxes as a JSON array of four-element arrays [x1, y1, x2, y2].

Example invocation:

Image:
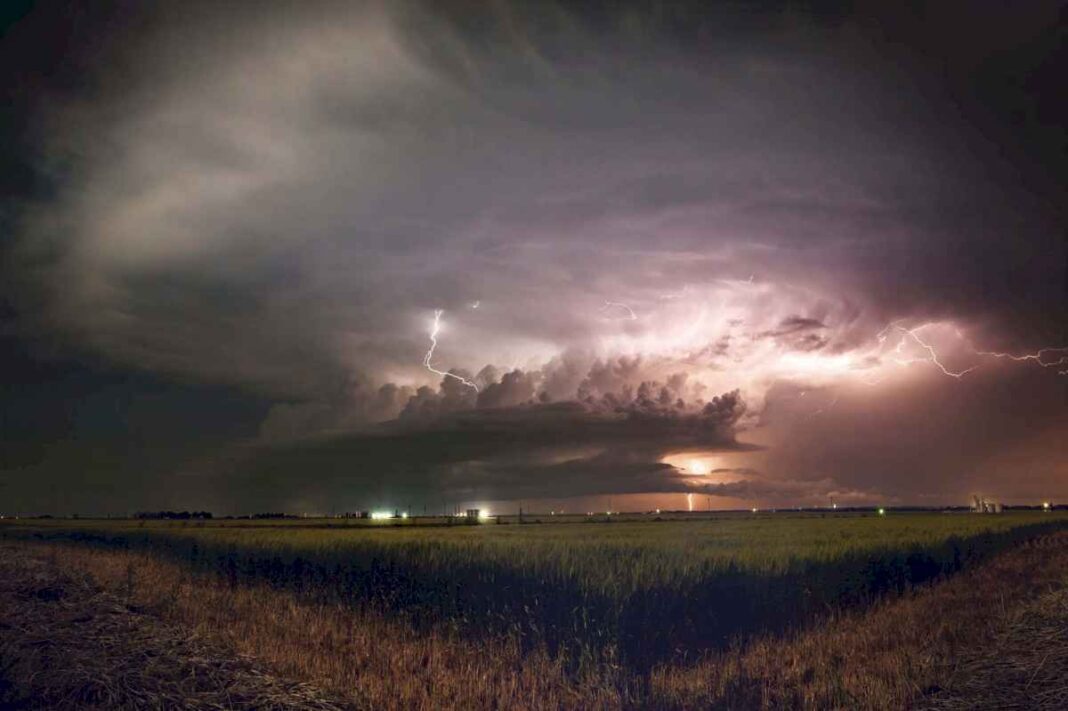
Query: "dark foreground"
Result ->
[[0, 545, 348, 710], [920, 540, 1068, 711], [2, 533, 1067, 709]]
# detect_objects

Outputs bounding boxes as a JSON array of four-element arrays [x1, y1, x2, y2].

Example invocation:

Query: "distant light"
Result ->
[[401, 512, 408, 519], [655, 508, 661, 514], [1042, 502, 1051, 511], [751, 507, 758, 513], [878, 507, 886, 516], [550, 511, 555, 516], [478, 511, 492, 520], [832, 503, 837, 510], [687, 459, 710, 475], [370, 511, 391, 520]]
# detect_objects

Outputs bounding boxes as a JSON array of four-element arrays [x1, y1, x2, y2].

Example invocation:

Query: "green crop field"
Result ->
[[5, 511, 1066, 670]]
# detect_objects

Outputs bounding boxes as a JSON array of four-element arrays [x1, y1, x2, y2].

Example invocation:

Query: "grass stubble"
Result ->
[[9, 513, 1064, 672], [0, 544, 349, 710], [2, 528, 1066, 709]]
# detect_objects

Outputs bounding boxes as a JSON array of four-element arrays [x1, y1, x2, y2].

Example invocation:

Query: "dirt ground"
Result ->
[[920, 543, 1068, 710], [0, 544, 354, 710]]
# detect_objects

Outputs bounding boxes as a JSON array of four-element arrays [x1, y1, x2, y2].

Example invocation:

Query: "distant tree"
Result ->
[[135, 510, 214, 520]]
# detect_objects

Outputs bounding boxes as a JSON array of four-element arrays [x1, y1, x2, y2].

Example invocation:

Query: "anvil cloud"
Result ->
[[1, 1, 1064, 514]]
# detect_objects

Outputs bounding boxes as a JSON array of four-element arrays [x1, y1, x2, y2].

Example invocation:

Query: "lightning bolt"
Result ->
[[601, 300, 638, 320], [873, 322, 972, 377], [873, 321, 1067, 380], [883, 323, 978, 378], [424, 309, 479, 392], [973, 346, 1068, 373]]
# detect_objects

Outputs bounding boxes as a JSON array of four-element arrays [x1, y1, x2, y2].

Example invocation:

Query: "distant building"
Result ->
[[971, 495, 1002, 514], [465, 509, 480, 520]]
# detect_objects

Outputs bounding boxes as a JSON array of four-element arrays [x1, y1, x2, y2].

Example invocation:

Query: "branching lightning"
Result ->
[[879, 323, 977, 378], [424, 309, 479, 391], [873, 321, 1068, 380], [973, 346, 1068, 373]]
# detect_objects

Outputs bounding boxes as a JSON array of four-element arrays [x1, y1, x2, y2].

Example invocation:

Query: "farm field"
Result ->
[[3, 512, 1067, 708]]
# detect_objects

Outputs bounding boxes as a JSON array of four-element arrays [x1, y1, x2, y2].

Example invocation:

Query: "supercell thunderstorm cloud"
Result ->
[[0, 1, 1065, 515]]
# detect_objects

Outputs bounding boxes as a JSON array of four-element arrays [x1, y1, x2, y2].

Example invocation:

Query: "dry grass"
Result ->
[[5, 531, 1067, 710], [921, 568, 1068, 709], [0, 545, 349, 710], [11, 513, 1063, 670], [649, 532, 1068, 709], [14, 542, 626, 710]]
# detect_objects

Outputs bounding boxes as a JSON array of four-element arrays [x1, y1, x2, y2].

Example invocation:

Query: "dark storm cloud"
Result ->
[[1, 1, 1065, 513], [211, 380, 884, 512], [476, 369, 538, 409], [210, 385, 756, 511]]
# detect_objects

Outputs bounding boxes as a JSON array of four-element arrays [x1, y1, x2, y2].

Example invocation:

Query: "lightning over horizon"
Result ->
[[1, 0, 1063, 516], [423, 309, 479, 392], [3, 3, 1066, 701]]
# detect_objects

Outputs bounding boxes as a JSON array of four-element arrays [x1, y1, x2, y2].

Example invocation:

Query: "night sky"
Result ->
[[1, 1, 1065, 516]]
